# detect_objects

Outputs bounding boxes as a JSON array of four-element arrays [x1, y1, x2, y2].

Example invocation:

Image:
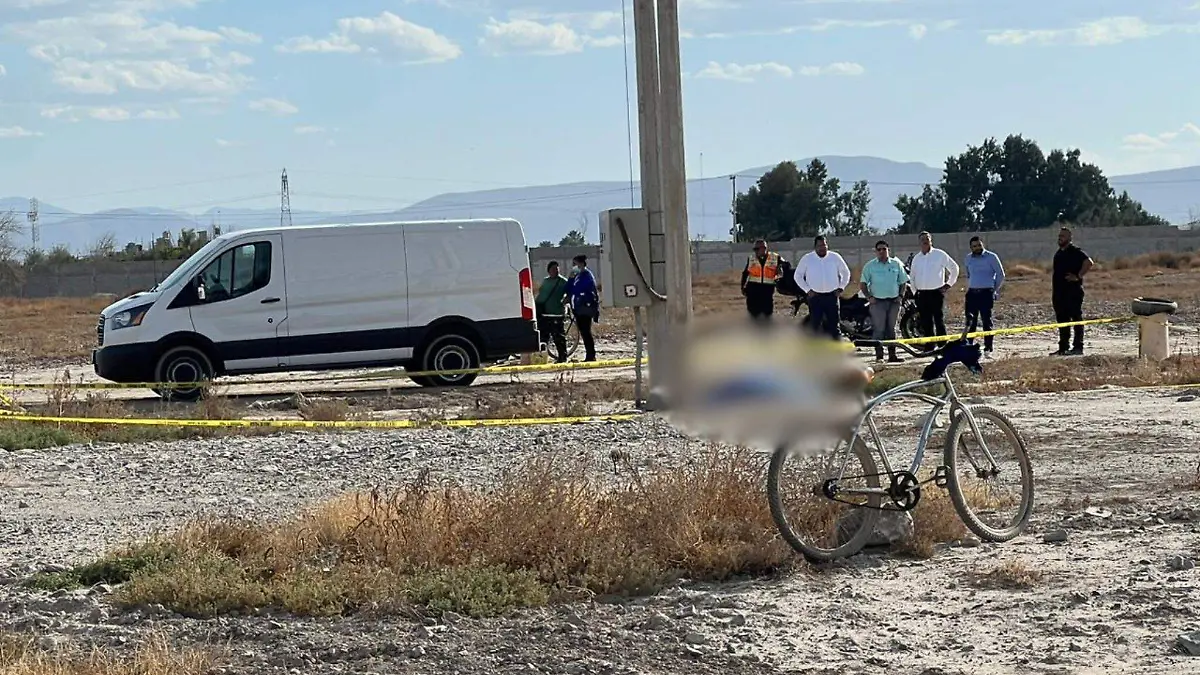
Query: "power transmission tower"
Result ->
[[724, 174, 734, 240], [27, 198, 39, 249], [280, 168, 293, 228]]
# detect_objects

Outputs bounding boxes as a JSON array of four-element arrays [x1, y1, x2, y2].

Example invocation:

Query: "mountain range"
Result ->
[[3, 156, 1198, 254]]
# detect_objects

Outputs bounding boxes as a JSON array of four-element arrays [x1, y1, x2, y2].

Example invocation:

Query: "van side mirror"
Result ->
[[195, 278, 206, 302]]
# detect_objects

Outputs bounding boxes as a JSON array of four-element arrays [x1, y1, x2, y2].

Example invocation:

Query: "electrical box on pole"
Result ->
[[598, 208, 653, 309]]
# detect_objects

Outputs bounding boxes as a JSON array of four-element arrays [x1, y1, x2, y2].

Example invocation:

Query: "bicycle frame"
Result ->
[[828, 348, 1003, 501]]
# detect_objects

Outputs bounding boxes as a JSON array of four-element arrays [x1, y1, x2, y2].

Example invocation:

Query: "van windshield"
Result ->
[[150, 238, 222, 292]]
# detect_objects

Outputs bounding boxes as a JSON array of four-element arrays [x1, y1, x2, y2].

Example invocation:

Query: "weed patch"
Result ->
[[57, 448, 796, 619]]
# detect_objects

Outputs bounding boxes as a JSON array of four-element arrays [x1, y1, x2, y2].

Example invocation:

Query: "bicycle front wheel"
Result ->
[[767, 437, 883, 562], [943, 404, 1034, 542]]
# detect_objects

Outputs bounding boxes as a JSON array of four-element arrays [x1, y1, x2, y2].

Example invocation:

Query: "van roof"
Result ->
[[220, 217, 522, 240]]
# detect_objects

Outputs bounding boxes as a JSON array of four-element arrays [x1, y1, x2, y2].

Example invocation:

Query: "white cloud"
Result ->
[[798, 61, 865, 76], [4, 4, 257, 96], [985, 16, 1196, 46], [479, 17, 585, 55], [692, 17, 952, 40], [694, 60, 865, 82], [248, 97, 298, 116], [277, 11, 461, 64], [215, 137, 245, 147], [0, 126, 43, 138], [1121, 123, 1200, 152], [136, 106, 179, 119], [508, 9, 622, 33], [218, 26, 261, 44], [45, 55, 250, 94], [694, 61, 792, 82], [0, 64, 6, 76], [294, 125, 325, 134], [40, 103, 179, 121]]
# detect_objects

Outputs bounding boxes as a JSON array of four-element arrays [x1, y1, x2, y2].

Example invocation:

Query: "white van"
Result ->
[[92, 218, 541, 400]]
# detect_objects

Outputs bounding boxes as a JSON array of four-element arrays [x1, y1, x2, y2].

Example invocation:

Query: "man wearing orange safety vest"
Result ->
[[741, 239, 786, 322]]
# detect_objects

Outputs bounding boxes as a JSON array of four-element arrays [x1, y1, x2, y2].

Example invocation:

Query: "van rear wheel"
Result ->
[[154, 345, 214, 402], [414, 333, 481, 387]]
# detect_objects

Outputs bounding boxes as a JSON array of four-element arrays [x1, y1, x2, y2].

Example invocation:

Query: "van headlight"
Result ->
[[111, 304, 152, 330]]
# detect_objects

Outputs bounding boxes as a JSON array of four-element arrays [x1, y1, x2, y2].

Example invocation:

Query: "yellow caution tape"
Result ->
[[0, 357, 644, 391], [882, 316, 1136, 346], [0, 409, 641, 429]]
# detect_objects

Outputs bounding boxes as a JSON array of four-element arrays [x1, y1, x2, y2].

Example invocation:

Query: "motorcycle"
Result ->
[[785, 257, 925, 343]]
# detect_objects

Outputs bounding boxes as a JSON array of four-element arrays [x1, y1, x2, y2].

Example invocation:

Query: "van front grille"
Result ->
[[96, 315, 105, 347]]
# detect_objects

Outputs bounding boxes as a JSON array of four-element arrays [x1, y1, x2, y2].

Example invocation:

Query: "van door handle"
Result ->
[[261, 297, 281, 304]]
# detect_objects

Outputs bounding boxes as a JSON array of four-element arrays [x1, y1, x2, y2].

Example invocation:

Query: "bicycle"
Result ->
[[543, 305, 581, 362], [766, 328, 1034, 562]]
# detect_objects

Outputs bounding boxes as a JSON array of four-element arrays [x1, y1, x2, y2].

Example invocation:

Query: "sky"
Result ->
[[1, 0, 1199, 218]]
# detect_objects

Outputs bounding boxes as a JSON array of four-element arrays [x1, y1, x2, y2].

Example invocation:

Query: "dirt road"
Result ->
[[5, 320, 1186, 409]]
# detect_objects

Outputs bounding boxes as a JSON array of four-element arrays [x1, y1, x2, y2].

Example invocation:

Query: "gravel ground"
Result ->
[[1, 382, 1199, 673]]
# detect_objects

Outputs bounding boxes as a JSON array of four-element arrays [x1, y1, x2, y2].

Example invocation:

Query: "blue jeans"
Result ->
[[808, 292, 840, 340], [964, 288, 995, 350]]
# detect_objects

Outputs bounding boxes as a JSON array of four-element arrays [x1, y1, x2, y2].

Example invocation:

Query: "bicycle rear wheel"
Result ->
[[546, 316, 581, 362], [767, 437, 883, 562], [943, 404, 1034, 542]]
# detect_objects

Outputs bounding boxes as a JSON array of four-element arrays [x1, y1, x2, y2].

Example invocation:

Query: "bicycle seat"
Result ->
[[920, 340, 983, 381]]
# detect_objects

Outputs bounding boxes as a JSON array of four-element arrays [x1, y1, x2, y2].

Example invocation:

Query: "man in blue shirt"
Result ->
[[860, 239, 910, 362], [963, 236, 1005, 356]]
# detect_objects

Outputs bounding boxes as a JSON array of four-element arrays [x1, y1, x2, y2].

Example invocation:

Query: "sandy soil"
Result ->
[[6, 319, 1190, 409], [0, 384, 1198, 673]]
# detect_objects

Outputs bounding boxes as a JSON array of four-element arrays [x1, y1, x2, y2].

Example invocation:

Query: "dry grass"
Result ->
[[894, 487, 969, 559], [0, 296, 109, 370], [969, 559, 1046, 590], [29, 446, 988, 620], [294, 394, 355, 422], [5, 256, 1197, 366], [867, 353, 1200, 396], [32, 448, 797, 618], [0, 633, 214, 675], [0, 372, 642, 451]]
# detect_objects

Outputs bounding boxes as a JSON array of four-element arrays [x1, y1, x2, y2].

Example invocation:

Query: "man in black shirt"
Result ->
[[1051, 226, 1093, 355]]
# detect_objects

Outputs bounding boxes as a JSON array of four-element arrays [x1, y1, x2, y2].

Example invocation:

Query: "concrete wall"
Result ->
[[531, 225, 1200, 286], [8, 225, 1200, 298]]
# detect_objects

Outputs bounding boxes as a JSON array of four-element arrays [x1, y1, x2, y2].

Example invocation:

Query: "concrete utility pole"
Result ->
[[632, 0, 668, 398], [631, 0, 693, 403], [655, 0, 694, 384]]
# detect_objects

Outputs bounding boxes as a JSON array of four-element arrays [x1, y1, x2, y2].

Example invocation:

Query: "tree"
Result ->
[[88, 232, 117, 259], [732, 159, 873, 241], [559, 230, 586, 246], [893, 135, 1169, 233], [47, 244, 74, 264], [0, 211, 23, 293], [537, 240, 553, 248], [833, 180, 872, 236]]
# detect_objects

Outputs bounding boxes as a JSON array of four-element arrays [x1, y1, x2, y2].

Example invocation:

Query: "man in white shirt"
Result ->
[[908, 230, 960, 343], [795, 234, 852, 340]]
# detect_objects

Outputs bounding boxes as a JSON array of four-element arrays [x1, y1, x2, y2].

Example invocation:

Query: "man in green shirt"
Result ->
[[859, 239, 910, 363], [535, 261, 570, 362]]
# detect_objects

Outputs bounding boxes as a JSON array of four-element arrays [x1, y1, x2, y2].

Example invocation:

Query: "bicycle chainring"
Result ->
[[888, 471, 922, 511]]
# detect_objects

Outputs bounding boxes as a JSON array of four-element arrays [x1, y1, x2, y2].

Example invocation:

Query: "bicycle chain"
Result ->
[[821, 465, 950, 512]]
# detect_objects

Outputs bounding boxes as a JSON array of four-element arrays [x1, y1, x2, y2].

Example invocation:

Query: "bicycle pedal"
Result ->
[[933, 465, 950, 487]]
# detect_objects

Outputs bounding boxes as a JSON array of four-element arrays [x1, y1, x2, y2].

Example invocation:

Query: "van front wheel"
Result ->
[[415, 333, 481, 387], [154, 345, 214, 402]]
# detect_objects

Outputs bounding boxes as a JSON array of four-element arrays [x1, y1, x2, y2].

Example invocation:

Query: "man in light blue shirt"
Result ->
[[963, 235, 1005, 356], [860, 239, 910, 362]]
